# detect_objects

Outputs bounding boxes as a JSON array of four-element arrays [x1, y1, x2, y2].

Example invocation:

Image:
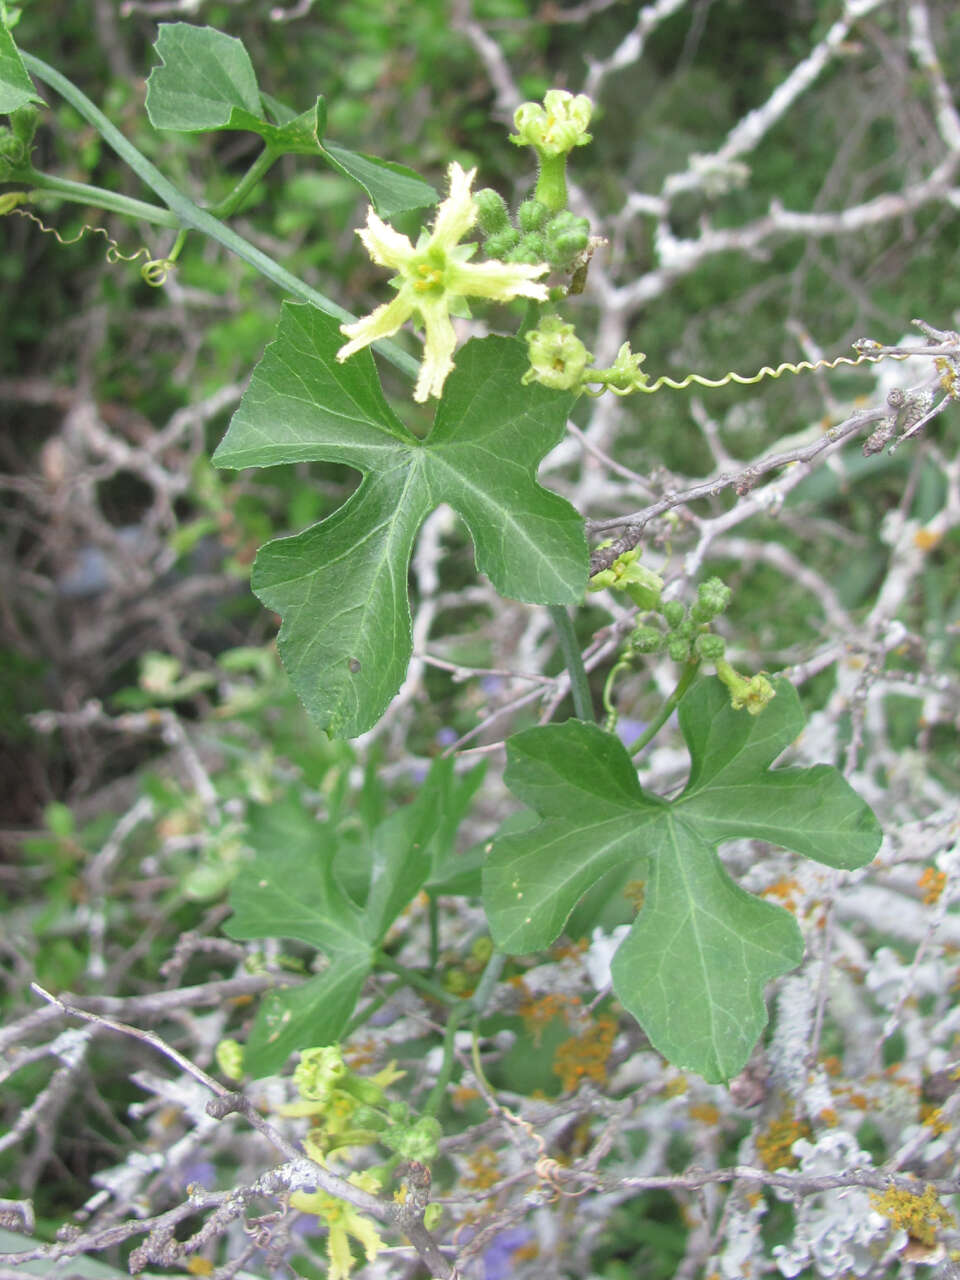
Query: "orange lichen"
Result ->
[[756, 1109, 811, 1171], [688, 1102, 721, 1125], [461, 1145, 501, 1191], [517, 989, 580, 1045], [821, 1055, 842, 1077], [450, 1085, 481, 1109], [345, 1039, 378, 1070], [871, 1182, 956, 1248], [663, 1075, 688, 1097], [550, 937, 589, 961], [552, 1015, 617, 1092], [818, 1108, 839, 1127], [761, 877, 802, 912], [918, 866, 947, 905], [186, 1261, 214, 1277]]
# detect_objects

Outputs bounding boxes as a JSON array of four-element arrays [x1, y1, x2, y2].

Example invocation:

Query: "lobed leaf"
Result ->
[[483, 677, 882, 1082], [145, 23, 435, 215], [214, 304, 587, 737], [225, 762, 478, 1075]]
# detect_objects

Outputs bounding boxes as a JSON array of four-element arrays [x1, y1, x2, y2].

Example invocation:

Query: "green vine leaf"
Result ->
[[0, 21, 43, 114], [225, 760, 479, 1076], [145, 23, 435, 216], [483, 677, 882, 1082], [213, 303, 587, 737]]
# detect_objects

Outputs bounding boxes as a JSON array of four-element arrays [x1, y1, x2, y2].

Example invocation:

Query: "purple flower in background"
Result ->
[[483, 1227, 534, 1280], [613, 717, 646, 747], [435, 726, 459, 747], [175, 1159, 216, 1190]]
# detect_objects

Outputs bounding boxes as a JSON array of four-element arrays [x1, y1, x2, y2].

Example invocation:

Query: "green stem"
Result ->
[[423, 950, 504, 1117], [342, 978, 404, 1038], [423, 1000, 470, 1116], [208, 146, 280, 219], [627, 660, 700, 756], [22, 169, 181, 228], [375, 952, 457, 1007], [21, 52, 420, 383], [427, 891, 439, 971], [549, 604, 594, 721], [534, 153, 568, 212]]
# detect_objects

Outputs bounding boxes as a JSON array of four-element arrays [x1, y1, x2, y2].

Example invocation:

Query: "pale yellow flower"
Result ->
[[337, 162, 550, 401], [290, 1171, 385, 1280]]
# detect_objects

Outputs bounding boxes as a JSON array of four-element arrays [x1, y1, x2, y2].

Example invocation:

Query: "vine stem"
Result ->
[[208, 146, 280, 219], [423, 950, 504, 1117], [20, 52, 421, 383], [627, 660, 700, 755], [22, 170, 181, 227], [374, 952, 458, 1007], [548, 603, 594, 721]]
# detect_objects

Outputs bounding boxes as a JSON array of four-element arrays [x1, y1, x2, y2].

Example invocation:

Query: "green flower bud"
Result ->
[[667, 635, 691, 663], [522, 314, 592, 391], [694, 632, 726, 662], [548, 229, 589, 269], [691, 577, 732, 621], [599, 342, 649, 394], [483, 227, 521, 258], [661, 601, 686, 629], [506, 241, 548, 264], [387, 1100, 410, 1123], [215, 1038, 244, 1081], [386, 1115, 443, 1162], [518, 198, 549, 232], [474, 187, 510, 233], [631, 625, 664, 653], [520, 231, 548, 258]]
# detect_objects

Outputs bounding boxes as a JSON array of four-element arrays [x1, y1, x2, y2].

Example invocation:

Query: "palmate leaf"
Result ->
[[225, 760, 481, 1075], [483, 677, 882, 1082], [144, 24, 435, 216], [227, 770, 443, 1075], [213, 303, 587, 737]]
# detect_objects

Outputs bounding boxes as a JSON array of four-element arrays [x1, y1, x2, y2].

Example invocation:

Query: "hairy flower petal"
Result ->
[[430, 161, 479, 247], [336, 162, 550, 400]]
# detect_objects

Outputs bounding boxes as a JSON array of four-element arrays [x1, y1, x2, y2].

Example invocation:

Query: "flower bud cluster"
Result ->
[[276, 1045, 443, 1165], [592, 566, 775, 715], [474, 188, 590, 271]]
